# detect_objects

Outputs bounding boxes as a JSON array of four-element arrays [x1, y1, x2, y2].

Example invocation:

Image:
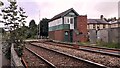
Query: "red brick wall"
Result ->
[[73, 15, 88, 42], [73, 32, 78, 42], [49, 30, 64, 41], [49, 30, 71, 42], [49, 31, 55, 40], [54, 30, 64, 41]]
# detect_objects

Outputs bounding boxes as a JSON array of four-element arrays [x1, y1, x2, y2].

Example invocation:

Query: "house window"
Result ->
[[70, 18, 73, 24], [93, 24, 95, 29], [87, 25, 89, 29], [64, 17, 68, 24], [103, 24, 106, 28], [97, 26, 100, 30], [65, 31, 68, 35], [67, 19, 69, 23]]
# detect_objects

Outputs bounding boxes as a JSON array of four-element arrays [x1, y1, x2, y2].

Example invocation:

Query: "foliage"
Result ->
[[16, 26, 29, 39], [29, 20, 36, 29], [4, 40, 11, 59], [0, 1, 27, 58], [0, 1, 4, 6], [101, 15, 118, 22], [28, 19, 37, 38], [0, 28, 5, 34], [39, 18, 49, 38]]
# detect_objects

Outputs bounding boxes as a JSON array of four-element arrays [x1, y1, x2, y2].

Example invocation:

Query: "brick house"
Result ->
[[49, 8, 87, 42]]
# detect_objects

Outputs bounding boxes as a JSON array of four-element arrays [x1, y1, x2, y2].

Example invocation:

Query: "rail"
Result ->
[[30, 43, 108, 68], [49, 40, 120, 57], [25, 47, 57, 68]]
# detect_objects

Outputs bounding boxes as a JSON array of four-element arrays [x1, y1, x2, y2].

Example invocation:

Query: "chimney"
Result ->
[[100, 15, 104, 20]]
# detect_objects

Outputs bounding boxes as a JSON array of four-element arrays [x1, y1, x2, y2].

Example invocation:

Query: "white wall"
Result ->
[[64, 17, 74, 24], [88, 24, 110, 30], [111, 23, 119, 28], [49, 18, 62, 27], [49, 17, 75, 29], [64, 17, 74, 29], [88, 24, 93, 29]]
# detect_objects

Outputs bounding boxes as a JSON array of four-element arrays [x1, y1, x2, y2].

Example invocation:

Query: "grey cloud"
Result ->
[[18, 2, 39, 16], [94, 2, 118, 17]]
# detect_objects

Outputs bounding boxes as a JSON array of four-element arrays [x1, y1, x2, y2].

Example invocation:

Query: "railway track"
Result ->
[[26, 43, 108, 68], [31, 42, 120, 68], [44, 41, 120, 57], [22, 47, 56, 68]]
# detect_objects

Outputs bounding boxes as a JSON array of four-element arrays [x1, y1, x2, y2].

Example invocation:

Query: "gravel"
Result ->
[[23, 48, 50, 67], [32, 42, 120, 68], [26, 44, 99, 68]]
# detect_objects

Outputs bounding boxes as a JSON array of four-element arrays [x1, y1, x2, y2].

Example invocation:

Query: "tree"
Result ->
[[29, 20, 36, 28], [0, 1, 27, 58], [104, 18, 108, 22], [39, 18, 49, 38], [113, 17, 117, 21], [0, 1, 4, 6], [16, 25, 29, 39], [28, 19, 37, 38]]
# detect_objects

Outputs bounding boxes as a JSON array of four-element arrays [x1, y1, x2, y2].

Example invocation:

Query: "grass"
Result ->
[[78, 41, 120, 49], [96, 42, 120, 49], [78, 42, 91, 45]]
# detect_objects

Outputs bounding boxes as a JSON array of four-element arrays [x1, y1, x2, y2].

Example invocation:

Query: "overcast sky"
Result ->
[[0, 0, 120, 26]]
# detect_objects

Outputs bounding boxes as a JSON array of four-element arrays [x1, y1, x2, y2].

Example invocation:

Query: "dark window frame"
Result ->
[[70, 18, 73, 24], [103, 24, 106, 28], [93, 24, 96, 29]]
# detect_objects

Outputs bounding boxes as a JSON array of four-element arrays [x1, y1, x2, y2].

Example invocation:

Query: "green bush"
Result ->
[[5, 47, 11, 59], [4, 41, 11, 59], [14, 40, 24, 57]]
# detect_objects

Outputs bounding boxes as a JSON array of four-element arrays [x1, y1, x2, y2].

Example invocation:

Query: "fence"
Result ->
[[89, 28, 120, 44]]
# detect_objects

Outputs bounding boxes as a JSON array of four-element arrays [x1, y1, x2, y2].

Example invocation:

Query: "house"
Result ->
[[87, 19, 109, 43], [109, 21, 120, 28], [108, 21, 120, 43], [48, 8, 87, 42], [87, 19, 110, 30], [87, 18, 120, 44]]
